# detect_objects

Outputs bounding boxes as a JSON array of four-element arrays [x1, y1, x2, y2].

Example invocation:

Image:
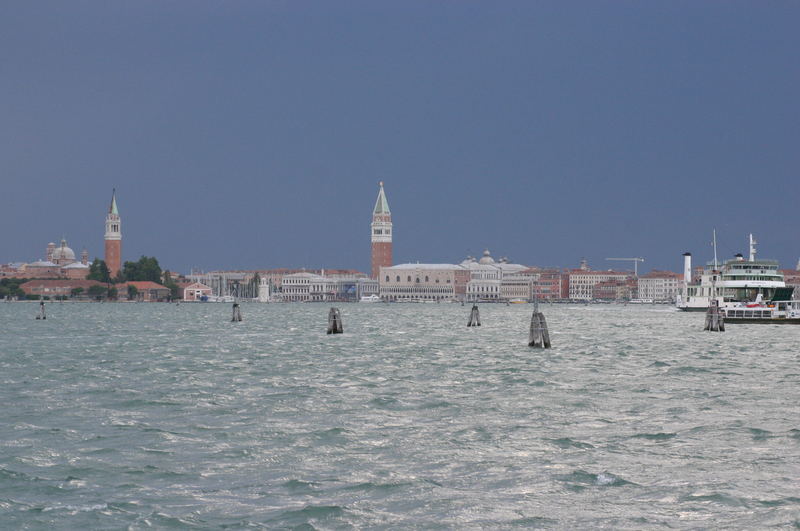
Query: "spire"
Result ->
[[109, 188, 119, 215], [373, 181, 390, 215]]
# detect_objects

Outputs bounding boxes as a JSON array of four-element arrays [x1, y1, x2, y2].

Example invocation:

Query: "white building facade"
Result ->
[[379, 264, 470, 301], [463, 250, 532, 301], [637, 271, 682, 301], [567, 270, 631, 300]]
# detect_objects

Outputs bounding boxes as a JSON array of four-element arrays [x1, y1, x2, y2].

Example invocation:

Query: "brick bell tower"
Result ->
[[104, 189, 122, 278], [371, 181, 392, 279]]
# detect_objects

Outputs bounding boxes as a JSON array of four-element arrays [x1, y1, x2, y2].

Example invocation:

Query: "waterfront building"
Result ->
[[185, 268, 368, 302], [462, 250, 532, 301], [379, 263, 470, 301], [104, 189, 122, 278], [183, 282, 213, 301], [531, 269, 564, 300], [565, 270, 632, 300], [371, 182, 392, 279], [637, 270, 682, 301], [592, 278, 638, 300], [462, 253, 501, 301], [121, 281, 171, 302], [281, 272, 329, 302], [500, 270, 538, 301], [20, 279, 105, 299]]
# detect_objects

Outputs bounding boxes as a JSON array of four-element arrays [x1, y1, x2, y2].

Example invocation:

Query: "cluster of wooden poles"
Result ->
[[704, 299, 724, 332]]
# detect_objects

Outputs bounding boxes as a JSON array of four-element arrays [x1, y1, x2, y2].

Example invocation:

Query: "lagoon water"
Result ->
[[1, 302, 798, 529]]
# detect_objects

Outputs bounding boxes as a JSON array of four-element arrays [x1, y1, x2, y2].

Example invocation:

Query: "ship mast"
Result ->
[[713, 229, 718, 271], [749, 234, 757, 262]]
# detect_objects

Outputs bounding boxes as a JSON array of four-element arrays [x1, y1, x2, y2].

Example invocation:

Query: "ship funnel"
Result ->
[[683, 252, 692, 285]]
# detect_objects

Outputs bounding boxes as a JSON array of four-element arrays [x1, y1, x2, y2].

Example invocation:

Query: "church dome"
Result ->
[[478, 249, 495, 265], [51, 239, 76, 262]]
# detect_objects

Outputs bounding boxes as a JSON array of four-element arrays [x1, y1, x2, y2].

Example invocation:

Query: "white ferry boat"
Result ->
[[677, 234, 786, 311], [359, 294, 381, 303], [721, 291, 800, 324]]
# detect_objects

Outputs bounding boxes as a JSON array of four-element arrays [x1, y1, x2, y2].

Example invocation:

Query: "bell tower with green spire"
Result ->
[[371, 181, 392, 279], [104, 189, 122, 278]]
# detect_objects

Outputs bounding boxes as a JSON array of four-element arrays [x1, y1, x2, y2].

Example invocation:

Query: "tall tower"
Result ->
[[104, 189, 122, 278], [371, 181, 393, 279]]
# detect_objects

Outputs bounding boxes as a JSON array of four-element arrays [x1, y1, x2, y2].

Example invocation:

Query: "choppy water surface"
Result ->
[[1, 302, 798, 529]]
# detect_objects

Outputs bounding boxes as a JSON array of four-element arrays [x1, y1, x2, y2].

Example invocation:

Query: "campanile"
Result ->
[[104, 189, 122, 278], [371, 182, 392, 279]]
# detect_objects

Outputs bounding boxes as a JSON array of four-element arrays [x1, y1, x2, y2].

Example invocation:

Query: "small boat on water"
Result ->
[[202, 295, 235, 303], [359, 294, 381, 303]]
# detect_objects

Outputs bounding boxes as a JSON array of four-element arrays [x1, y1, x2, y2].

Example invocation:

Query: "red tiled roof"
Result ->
[[122, 281, 168, 290], [640, 270, 681, 278]]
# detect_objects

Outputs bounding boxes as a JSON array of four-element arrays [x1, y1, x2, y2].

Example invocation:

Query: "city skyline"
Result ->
[[1, 2, 798, 273], [2, 183, 795, 277]]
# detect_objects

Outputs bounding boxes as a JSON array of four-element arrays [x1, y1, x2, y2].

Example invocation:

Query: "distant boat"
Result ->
[[359, 295, 381, 303], [508, 298, 528, 304], [204, 295, 235, 303]]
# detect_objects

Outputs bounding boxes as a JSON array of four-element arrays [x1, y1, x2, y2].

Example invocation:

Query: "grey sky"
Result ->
[[2, 1, 798, 273]]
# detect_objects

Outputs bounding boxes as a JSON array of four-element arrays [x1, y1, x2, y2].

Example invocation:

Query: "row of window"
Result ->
[[469, 286, 499, 292], [385, 275, 451, 284], [381, 287, 454, 294]]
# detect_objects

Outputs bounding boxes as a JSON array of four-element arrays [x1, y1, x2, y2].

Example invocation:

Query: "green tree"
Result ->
[[70, 287, 84, 298], [127, 284, 139, 300], [122, 256, 162, 283], [108, 287, 118, 300], [87, 258, 111, 283], [0, 278, 28, 299], [87, 284, 108, 300]]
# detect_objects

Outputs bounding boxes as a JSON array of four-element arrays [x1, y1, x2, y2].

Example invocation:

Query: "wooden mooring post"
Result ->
[[528, 298, 551, 348], [704, 299, 724, 332], [327, 307, 343, 334], [36, 300, 46, 320], [467, 304, 481, 327], [231, 302, 242, 322]]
